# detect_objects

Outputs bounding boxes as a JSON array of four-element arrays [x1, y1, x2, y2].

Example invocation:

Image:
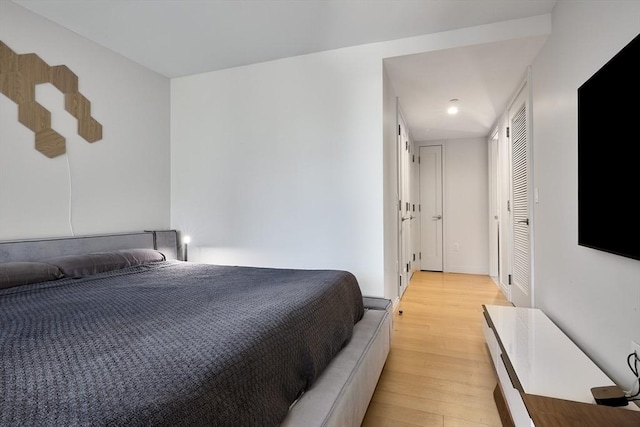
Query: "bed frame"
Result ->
[[0, 230, 391, 426], [0, 230, 179, 263]]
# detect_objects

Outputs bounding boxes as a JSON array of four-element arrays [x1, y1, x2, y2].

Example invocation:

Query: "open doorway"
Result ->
[[383, 35, 546, 302]]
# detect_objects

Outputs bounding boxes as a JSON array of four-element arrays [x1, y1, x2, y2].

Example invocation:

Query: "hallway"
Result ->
[[362, 271, 511, 426]]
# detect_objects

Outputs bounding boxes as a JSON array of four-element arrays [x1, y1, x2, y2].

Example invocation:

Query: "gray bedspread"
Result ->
[[0, 261, 364, 426]]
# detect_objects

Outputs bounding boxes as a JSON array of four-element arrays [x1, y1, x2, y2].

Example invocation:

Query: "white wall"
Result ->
[[171, 48, 385, 297], [0, 2, 170, 240], [171, 15, 551, 298], [417, 138, 489, 275], [531, 0, 640, 390], [383, 66, 399, 303], [445, 137, 489, 274]]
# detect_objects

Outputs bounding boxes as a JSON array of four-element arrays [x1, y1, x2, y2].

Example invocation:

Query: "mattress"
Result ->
[[0, 260, 365, 426]]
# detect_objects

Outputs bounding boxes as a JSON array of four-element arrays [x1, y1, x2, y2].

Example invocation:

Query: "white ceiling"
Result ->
[[386, 35, 549, 141], [12, 0, 556, 141]]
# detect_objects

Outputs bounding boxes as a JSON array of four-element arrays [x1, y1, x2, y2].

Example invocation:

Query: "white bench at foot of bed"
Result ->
[[281, 299, 392, 427]]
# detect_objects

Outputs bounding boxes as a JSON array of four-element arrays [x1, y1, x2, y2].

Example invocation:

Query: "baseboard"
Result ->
[[445, 265, 490, 275], [392, 296, 400, 314]]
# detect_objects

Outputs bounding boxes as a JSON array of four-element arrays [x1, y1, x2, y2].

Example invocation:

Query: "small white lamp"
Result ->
[[183, 235, 191, 261]]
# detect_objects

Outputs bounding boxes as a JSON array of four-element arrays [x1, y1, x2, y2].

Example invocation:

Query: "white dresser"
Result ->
[[482, 304, 640, 427]]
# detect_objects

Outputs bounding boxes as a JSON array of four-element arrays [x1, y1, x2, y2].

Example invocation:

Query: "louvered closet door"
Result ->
[[509, 85, 532, 308]]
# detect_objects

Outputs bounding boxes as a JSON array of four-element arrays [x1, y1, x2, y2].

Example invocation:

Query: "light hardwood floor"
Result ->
[[362, 271, 511, 427]]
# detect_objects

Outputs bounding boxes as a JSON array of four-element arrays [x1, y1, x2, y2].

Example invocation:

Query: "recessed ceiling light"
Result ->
[[447, 98, 459, 115]]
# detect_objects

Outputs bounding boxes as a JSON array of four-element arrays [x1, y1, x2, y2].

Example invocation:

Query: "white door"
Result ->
[[397, 116, 412, 297], [419, 145, 443, 271], [508, 83, 533, 307], [410, 144, 421, 273], [488, 130, 500, 279]]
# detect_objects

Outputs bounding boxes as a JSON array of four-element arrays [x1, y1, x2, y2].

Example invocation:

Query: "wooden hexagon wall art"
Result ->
[[0, 41, 102, 158]]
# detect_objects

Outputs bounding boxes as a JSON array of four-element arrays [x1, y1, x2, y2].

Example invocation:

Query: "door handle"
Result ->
[[518, 218, 530, 225], [432, 215, 442, 220], [401, 217, 410, 222]]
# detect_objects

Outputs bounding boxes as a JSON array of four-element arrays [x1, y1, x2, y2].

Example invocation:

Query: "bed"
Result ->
[[0, 230, 391, 427]]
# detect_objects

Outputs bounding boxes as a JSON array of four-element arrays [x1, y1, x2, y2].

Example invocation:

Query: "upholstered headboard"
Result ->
[[0, 230, 179, 263]]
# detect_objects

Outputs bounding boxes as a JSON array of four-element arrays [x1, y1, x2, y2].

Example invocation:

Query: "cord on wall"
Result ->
[[624, 351, 640, 401], [65, 153, 75, 236]]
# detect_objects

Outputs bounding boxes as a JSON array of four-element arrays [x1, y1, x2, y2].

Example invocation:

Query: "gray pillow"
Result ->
[[0, 262, 64, 289], [116, 248, 166, 265], [45, 249, 165, 278]]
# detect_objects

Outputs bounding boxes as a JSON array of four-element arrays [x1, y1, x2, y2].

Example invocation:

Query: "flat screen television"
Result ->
[[577, 33, 640, 261]]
